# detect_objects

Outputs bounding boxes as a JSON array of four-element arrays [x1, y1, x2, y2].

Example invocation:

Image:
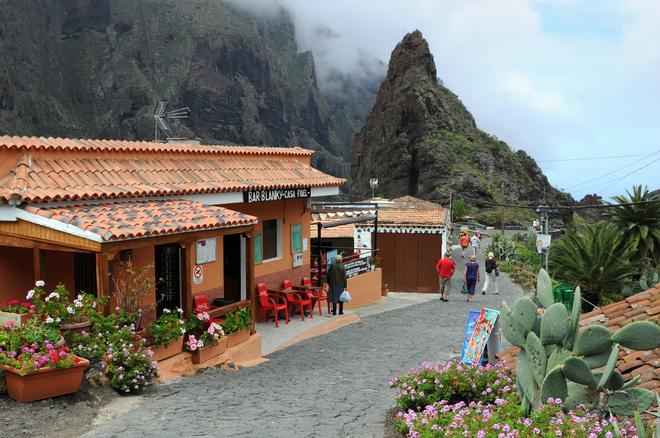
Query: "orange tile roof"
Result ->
[[378, 196, 447, 227], [0, 136, 344, 203], [23, 199, 257, 241], [497, 284, 660, 392]]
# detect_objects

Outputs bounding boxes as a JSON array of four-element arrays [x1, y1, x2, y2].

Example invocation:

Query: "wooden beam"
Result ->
[[206, 300, 251, 319], [246, 232, 256, 329], [0, 234, 98, 253], [33, 247, 42, 284], [182, 241, 194, 318], [96, 253, 109, 315]]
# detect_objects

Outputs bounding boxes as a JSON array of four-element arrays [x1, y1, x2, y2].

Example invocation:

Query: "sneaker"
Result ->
[[482, 291, 486, 295], [442, 298, 448, 302], [339, 312, 344, 315], [495, 291, 499, 295]]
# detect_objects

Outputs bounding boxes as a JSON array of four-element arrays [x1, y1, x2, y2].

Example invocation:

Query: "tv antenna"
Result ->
[[153, 102, 190, 142]]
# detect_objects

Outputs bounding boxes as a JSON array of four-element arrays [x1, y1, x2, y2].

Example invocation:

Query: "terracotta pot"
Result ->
[[149, 336, 184, 362], [191, 337, 228, 364], [226, 328, 250, 348], [0, 311, 33, 327], [2, 357, 90, 403], [381, 288, 389, 297], [59, 320, 92, 334]]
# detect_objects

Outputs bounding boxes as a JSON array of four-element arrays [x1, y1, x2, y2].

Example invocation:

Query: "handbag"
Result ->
[[339, 289, 352, 303], [461, 282, 469, 295], [495, 268, 500, 277]]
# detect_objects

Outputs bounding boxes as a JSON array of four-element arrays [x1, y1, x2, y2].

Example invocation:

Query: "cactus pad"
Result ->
[[548, 349, 572, 371], [514, 296, 538, 332], [621, 374, 641, 390], [607, 387, 657, 417], [526, 331, 547, 386], [540, 365, 568, 403], [593, 370, 624, 390], [536, 268, 555, 309], [516, 351, 538, 406], [540, 303, 569, 345], [501, 301, 527, 347], [564, 286, 581, 351], [582, 349, 612, 369], [597, 343, 620, 390], [611, 321, 660, 351], [574, 325, 613, 356], [562, 356, 596, 388], [565, 382, 598, 410]]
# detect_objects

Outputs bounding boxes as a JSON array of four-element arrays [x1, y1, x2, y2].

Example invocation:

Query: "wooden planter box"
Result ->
[[191, 337, 228, 364], [226, 328, 250, 348], [150, 336, 184, 362], [2, 358, 90, 403], [0, 311, 32, 327]]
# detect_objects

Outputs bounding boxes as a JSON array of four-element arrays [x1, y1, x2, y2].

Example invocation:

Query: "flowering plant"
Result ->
[[185, 312, 225, 351], [110, 261, 155, 329], [147, 308, 186, 348], [0, 299, 35, 315], [221, 307, 251, 334], [101, 326, 157, 394], [390, 361, 514, 411], [30, 282, 98, 327]]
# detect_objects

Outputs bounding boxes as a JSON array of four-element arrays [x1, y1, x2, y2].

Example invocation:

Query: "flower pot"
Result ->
[[226, 328, 250, 348], [191, 337, 228, 364], [0, 311, 32, 327], [59, 320, 93, 335], [381, 288, 389, 297], [149, 336, 184, 362], [2, 358, 90, 403]]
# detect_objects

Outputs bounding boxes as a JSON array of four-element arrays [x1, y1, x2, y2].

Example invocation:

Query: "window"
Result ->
[[262, 219, 280, 261], [74, 253, 97, 296]]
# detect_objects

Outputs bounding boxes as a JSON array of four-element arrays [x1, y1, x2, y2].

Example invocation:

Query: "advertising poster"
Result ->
[[461, 310, 482, 361], [461, 308, 500, 366], [354, 227, 372, 258]]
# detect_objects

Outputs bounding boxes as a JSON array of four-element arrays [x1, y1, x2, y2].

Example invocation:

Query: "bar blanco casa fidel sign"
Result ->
[[243, 188, 310, 203]]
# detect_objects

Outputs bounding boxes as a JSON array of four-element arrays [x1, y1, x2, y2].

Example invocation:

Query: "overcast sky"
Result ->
[[236, 0, 660, 200]]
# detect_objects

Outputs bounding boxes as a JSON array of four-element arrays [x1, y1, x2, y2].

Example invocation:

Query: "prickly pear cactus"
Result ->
[[500, 268, 660, 417]]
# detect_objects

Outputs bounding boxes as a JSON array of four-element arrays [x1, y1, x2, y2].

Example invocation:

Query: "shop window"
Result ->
[[74, 253, 97, 296], [262, 219, 281, 261]]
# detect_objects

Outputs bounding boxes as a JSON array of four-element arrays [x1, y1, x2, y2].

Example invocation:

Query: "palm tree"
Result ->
[[452, 199, 473, 223], [608, 185, 660, 267], [549, 223, 636, 310]]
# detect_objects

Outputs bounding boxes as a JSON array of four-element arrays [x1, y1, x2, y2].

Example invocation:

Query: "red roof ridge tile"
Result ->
[[7, 152, 31, 202]]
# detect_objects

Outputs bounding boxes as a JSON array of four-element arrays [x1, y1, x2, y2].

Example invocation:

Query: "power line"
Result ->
[[564, 150, 660, 191], [591, 157, 660, 195], [537, 152, 656, 163]]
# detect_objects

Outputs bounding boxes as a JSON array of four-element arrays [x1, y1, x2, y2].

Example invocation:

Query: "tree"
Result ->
[[549, 223, 636, 310], [451, 199, 472, 222], [608, 185, 660, 268]]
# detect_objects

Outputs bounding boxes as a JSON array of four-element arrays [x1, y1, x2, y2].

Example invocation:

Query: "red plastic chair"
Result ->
[[193, 294, 224, 325], [302, 277, 329, 316], [257, 283, 288, 328], [282, 280, 312, 321]]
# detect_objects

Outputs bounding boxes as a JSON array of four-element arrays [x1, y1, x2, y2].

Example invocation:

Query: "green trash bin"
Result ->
[[553, 283, 574, 312]]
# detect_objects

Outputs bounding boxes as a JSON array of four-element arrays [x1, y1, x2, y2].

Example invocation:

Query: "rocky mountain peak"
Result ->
[[386, 30, 437, 86]]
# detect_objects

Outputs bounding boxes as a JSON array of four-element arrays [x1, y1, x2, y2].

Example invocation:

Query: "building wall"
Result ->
[[42, 251, 75, 293], [191, 237, 224, 302], [345, 268, 382, 308], [232, 199, 311, 289], [0, 246, 33, 303], [379, 233, 442, 292]]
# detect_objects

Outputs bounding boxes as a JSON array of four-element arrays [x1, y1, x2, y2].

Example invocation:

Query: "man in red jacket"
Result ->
[[435, 252, 456, 302]]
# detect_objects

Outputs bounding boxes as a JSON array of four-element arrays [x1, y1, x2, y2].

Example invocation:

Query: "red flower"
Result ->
[[23, 342, 28, 348], [74, 357, 81, 364], [0, 303, 7, 308], [62, 346, 70, 352], [22, 302, 31, 309], [8, 299, 20, 306], [50, 350, 60, 363]]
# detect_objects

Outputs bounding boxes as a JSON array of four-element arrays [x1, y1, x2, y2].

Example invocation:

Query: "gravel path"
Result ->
[[2, 240, 524, 438]]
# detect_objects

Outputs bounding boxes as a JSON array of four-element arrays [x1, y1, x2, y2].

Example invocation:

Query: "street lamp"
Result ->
[[536, 204, 551, 271], [369, 178, 378, 200]]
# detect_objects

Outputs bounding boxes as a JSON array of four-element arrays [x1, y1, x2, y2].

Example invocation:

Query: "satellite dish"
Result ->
[[153, 102, 190, 142]]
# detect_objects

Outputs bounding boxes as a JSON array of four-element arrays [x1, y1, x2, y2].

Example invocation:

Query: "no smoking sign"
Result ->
[[193, 264, 203, 285]]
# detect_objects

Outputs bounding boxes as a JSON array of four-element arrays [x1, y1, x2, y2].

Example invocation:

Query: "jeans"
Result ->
[[439, 277, 451, 297], [482, 271, 499, 294]]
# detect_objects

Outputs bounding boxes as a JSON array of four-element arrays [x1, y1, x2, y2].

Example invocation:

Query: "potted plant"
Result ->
[[146, 308, 186, 362], [0, 299, 35, 327], [30, 282, 97, 334], [381, 283, 389, 296], [222, 307, 252, 348], [111, 261, 155, 330], [0, 325, 89, 402], [100, 326, 158, 394], [185, 313, 227, 364]]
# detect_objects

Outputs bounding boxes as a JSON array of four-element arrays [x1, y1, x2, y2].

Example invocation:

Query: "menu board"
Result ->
[[254, 232, 262, 263], [291, 223, 303, 254], [195, 238, 216, 264]]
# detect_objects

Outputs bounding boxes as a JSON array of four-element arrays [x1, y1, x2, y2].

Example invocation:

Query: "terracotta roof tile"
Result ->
[[22, 200, 257, 241], [0, 136, 344, 203], [378, 196, 447, 227], [497, 286, 660, 393]]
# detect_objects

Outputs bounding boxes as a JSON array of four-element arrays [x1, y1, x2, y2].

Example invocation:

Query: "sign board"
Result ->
[[536, 234, 551, 253], [461, 308, 500, 366], [196, 238, 216, 264], [243, 188, 311, 204], [326, 249, 338, 273], [344, 256, 372, 278], [354, 228, 372, 259], [193, 265, 204, 285], [292, 252, 303, 268], [461, 310, 482, 362], [291, 223, 303, 254], [254, 233, 262, 263]]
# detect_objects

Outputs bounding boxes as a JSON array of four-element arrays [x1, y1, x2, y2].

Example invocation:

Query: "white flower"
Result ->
[[35, 280, 45, 287], [179, 320, 184, 325], [177, 308, 183, 314], [45, 316, 54, 324], [180, 328, 186, 334], [26, 289, 35, 300], [74, 301, 83, 307], [66, 306, 75, 314], [55, 317, 61, 323], [92, 302, 96, 307], [46, 292, 59, 301], [77, 294, 83, 301], [163, 308, 171, 314]]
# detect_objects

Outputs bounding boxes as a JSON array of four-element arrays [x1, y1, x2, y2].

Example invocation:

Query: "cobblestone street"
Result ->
[[1, 243, 524, 438]]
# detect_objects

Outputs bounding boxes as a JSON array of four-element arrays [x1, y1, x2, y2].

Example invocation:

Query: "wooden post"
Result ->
[[33, 247, 42, 284], [182, 241, 194, 318], [246, 232, 256, 329], [95, 252, 109, 314]]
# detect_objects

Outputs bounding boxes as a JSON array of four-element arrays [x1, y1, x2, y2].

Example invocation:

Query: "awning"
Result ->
[[21, 199, 258, 242]]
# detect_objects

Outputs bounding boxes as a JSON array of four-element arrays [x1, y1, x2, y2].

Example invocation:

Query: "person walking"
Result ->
[[482, 252, 499, 295], [459, 233, 469, 258], [470, 233, 480, 256], [435, 252, 456, 302], [464, 255, 480, 303], [326, 254, 347, 315]]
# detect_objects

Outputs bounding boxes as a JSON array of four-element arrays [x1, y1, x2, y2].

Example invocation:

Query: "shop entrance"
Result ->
[[155, 244, 182, 316], [223, 234, 246, 302]]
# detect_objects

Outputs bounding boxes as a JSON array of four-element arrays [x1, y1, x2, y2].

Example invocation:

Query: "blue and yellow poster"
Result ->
[[461, 308, 500, 366]]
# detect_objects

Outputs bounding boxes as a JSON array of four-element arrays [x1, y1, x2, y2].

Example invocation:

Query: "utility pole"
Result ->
[[500, 183, 505, 235], [536, 204, 551, 272]]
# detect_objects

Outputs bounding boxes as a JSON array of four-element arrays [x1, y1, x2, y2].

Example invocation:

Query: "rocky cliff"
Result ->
[[0, 0, 375, 178], [351, 31, 573, 207]]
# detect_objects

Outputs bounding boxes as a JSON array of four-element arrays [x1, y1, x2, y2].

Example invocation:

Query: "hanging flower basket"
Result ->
[[226, 328, 250, 348], [2, 358, 90, 403], [191, 337, 228, 364], [149, 336, 184, 362]]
